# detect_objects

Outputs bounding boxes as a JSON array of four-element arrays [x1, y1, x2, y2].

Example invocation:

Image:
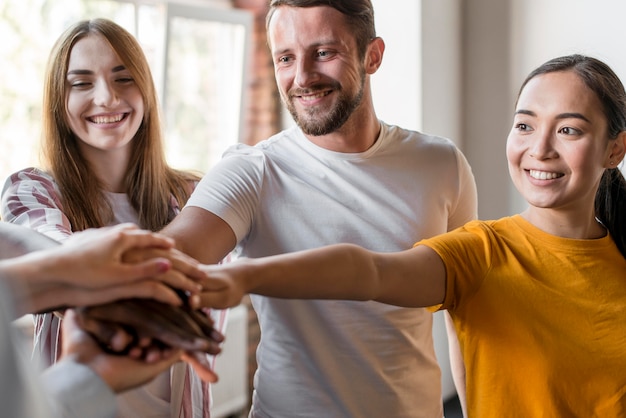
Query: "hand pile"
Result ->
[[74, 293, 225, 382]]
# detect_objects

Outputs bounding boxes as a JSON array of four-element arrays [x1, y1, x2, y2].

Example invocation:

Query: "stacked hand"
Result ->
[[60, 309, 185, 392], [74, 295, 224, 383], [0, 222, 227, 385], [56, 224, 226, 383], [34, 223, 207, 310]]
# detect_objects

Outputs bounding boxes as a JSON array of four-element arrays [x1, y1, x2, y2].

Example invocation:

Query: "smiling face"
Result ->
[[268, 6, 367, 136], [506, 70, 616, 218], [65, 33, 144, 160]]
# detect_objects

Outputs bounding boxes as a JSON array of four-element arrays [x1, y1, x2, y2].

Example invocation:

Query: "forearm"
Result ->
[[0, 223, 59, 259], [0, 249, 72, 316], [236, 243, 380, 301], [247, 244, 446, 307], [202, 243, 446, 309], [0, 224, 65, 316]]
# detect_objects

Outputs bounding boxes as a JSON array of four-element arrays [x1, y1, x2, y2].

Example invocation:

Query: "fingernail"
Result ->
[[211, 330, 225, 342], [189, 294, 201, 308], [157, 260, 171, 272]]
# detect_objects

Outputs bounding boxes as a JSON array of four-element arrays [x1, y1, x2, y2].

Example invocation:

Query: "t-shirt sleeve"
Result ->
[[1, 168, 72, 242], [417, 220, 494, 311], [185, 145, 265, 243]]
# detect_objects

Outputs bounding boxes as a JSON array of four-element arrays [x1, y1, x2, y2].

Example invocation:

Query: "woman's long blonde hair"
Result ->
[[42, 18, 199, 231]]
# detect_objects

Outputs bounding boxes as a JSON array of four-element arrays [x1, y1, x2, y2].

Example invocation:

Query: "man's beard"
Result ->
[[284, 70, 366, 136]]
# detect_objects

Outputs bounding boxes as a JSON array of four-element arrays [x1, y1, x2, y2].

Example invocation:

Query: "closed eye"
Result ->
[[116, 77, 134, 84], [69, 80, 92, 89]]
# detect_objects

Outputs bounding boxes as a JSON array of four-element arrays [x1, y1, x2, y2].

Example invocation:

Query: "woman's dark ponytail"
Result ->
[[596, 167, 626, 258]]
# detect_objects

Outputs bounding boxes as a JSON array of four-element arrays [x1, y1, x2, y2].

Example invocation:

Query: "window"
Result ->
[[163, 3, 251, 171], [0, 0, 252, 185]]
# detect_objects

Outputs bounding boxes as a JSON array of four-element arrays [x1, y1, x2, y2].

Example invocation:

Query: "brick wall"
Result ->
[[235, 0, 281, 147], [232, 0, 281, 409]]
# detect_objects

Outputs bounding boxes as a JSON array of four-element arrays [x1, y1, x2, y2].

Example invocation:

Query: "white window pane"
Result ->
[[163, 5, 252, 172]]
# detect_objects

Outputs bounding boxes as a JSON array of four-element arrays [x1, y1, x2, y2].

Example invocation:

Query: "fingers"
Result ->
[[67, 281, 186, 307], [182, 352, 219, 383], [120, 257, 203, 295], [69, 305, 220, 388], [193, 265, 245, 309], [99, 223, 176, 251], [63, 309, 188, 393], [74, 298, 224, 356], [61, 225, 207, 301], [115, 227, 175, 252], [196, 291, 238, 310], [106, 346, 184, 393], [65, 224, 172, 253], [164, 248, 208, 282], [121, 248, 207, 292], [72, 310, 137, 353], [74, 310, 220, 369], [61, 309, 100, 354]]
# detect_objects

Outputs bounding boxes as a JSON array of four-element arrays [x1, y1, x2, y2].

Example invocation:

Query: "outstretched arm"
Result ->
[[0, 223, 204, 317], [199, 243, 447, 309]]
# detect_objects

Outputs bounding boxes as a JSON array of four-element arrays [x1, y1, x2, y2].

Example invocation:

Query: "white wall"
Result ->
[[511, 0, 626, 86], [372, 0, 462, 402], [465, 0, 626, 217], [371, 0, 422, 131]]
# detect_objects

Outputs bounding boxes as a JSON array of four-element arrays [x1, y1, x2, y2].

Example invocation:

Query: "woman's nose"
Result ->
[[93, 80, 119, 107], [529, 130, 559, 160]]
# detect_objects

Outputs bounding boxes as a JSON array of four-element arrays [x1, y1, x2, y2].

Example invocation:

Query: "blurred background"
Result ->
[[2, 0, 625, 415]]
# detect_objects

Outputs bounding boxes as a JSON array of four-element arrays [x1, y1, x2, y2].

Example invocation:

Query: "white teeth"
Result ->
[[301, 91, 329, 101], [90, 114, 124, 124], [529, 170, 562, 180]]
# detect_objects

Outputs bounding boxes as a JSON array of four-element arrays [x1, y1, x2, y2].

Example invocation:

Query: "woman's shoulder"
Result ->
[[2, 167, 59, 197], [452, 217, 518, 238], [5, 167, 57, 186]]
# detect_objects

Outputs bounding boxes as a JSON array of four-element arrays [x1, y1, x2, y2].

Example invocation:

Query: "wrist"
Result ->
[[0, 249, 70, 314], [238, 257, 262, 294]]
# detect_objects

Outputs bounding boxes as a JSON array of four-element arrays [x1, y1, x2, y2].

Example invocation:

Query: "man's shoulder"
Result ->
[[221, 128, 305, 167], [382, 122, 456, 149]]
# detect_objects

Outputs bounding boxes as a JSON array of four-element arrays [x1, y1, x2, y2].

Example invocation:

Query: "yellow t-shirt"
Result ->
[[420, 215, 626, 417]]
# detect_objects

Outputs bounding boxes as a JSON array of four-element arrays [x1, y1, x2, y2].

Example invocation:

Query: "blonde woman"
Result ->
[[1, 18, 225, 417]]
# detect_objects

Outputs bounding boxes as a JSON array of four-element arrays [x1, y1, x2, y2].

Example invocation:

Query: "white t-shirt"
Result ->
[[187, 121, 478, 418]]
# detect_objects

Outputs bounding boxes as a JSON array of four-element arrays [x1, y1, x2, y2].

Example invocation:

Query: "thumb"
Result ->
[[197, 290, 242, 310], [182, 352, 218, 383]]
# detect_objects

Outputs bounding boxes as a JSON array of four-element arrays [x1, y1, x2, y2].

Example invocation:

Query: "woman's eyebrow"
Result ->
[[514, 109, 591, 123], [66, 65, 127, 76], [555, 112, 591, 123]]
